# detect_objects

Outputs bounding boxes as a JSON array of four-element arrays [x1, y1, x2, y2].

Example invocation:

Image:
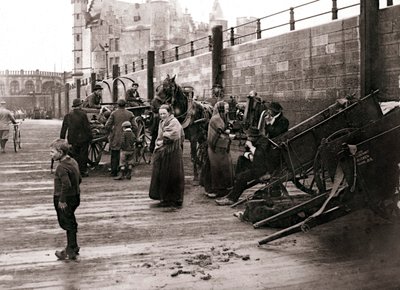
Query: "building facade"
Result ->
[[0, 70, 66, 115], [72, 0, 228, 80], [71, 0, 226, 79]]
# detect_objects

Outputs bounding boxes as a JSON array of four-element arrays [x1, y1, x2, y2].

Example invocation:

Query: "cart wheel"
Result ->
[[142, 137, 152, 164], [88, 139, 107, 166]]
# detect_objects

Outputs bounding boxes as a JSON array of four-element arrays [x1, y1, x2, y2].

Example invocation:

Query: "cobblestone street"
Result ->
[[1, 119, 400, 289]]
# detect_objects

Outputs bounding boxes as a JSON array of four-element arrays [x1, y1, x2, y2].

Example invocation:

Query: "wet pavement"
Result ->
[[0, 119, 400, 289]]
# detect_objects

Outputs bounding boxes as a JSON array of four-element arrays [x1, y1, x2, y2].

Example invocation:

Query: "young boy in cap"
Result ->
[[50, 139, 81, 260], [114, 120, 136, 180]]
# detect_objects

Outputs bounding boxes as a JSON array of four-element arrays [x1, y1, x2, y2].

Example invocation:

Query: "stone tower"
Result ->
[[150, 0, 170, 52], [209, 0, 227, 32], [72, 0, 88, 78]]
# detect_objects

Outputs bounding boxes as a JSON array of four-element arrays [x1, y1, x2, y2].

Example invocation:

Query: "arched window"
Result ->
[[42, 81, 54, 94], [9, 80, 19, 95], [25, 80, 35, 93]]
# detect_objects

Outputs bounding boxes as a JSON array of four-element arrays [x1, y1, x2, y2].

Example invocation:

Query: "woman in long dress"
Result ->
[[149, 104, 185, 207], [206, 101, 233, 197]]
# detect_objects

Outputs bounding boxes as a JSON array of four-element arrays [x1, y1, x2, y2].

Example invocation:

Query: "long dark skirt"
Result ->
[[208, 147, 233, 196], [149, 143, 184, 203]]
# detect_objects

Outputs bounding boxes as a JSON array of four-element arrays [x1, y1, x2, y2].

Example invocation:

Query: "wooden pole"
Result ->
[[360, 0, 380, 98], [112, 64, 119, 102], [211, 25, 223, 88], [147, 51, 155, 101]]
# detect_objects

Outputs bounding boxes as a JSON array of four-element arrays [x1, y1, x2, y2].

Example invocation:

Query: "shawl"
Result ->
[[154, 114, 184, 158]]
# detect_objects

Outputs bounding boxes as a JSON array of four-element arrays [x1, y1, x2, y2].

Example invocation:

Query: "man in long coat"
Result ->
[[105, 99, 138, 176], [60, 98, 93, 177], [0, 100, 17, 153]]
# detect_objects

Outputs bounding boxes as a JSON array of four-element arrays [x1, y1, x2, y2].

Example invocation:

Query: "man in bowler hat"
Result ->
[[60, 98, 93, 177], [258, 101, 289, 139], [83, 84, 103, 109]]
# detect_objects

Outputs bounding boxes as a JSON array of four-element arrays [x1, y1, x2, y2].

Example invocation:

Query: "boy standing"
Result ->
[[50, 139, 81, 260], [114, 121, 136, 180]]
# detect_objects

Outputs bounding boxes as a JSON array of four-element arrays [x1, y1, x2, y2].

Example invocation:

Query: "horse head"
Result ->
[[153, 75, 188, 122]]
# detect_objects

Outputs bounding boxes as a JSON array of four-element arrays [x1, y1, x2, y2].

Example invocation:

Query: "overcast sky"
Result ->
[[0, 0, 397, 72]]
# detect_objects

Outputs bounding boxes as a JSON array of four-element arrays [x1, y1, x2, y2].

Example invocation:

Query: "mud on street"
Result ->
[[1, 119, 400, 289]]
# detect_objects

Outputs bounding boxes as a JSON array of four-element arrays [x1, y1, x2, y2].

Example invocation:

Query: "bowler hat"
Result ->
[[267, 102, 283, 113], [72, 98, 82, 107], [93, 84, 103, 91], [246, 127, 261, 138], [132, 81, 139, 87]]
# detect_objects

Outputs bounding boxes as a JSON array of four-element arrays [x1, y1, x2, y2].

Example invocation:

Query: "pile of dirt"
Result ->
[[169, 245, 252, 280]]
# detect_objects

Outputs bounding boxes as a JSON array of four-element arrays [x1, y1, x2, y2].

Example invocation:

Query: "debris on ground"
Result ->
[[170, 269, 193, 277]]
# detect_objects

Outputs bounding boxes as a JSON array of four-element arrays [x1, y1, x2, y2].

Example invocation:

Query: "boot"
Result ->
[[125, 166, 132, 180], [66, 230, 78, 259], [114, 167, 125, 180]]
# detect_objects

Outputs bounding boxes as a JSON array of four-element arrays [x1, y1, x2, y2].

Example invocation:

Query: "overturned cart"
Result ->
[[244, 90, 400, 244]]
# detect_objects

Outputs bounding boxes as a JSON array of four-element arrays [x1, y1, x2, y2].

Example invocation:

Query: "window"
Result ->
[[109, 57, 113, 68], [76, 57, 80, 64], [76, 13, 79, 20], [25, 80, 35, 93], [115, 38, 120, 51], [109, 25, 113, 34], [76, 34, 80, 41], [115, 57, 120, 64], [10, 80, 19, 95]]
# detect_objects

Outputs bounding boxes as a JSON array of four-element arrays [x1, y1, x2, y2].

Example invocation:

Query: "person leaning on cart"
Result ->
[[215, 101, 289, 206], [0, 100, 17, 153], [105, 99, 138, 177], [82, 84, 103, 109], [125, 81, 144, 107], [60, 98, 93, 177]]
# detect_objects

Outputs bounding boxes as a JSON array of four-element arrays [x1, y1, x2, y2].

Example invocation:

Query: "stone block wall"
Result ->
[[223, 17, 361, 125], [378, 4, 400, 100], [69, 5, 400, 125]]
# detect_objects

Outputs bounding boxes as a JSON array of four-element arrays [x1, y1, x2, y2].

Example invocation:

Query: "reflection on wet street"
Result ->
[[0, 119, 399, 289]]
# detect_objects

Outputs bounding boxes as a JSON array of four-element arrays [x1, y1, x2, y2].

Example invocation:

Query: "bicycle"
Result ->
[[13, 122, 21, 153]]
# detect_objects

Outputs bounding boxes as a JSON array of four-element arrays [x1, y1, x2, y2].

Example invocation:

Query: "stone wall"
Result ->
[[83, 5, 400, 125], [378, 4, 400, 100], [223, 17, 361, 125]]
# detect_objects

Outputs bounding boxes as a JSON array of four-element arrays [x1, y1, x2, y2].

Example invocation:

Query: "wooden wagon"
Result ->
[[87, 105, 152, 167], [227, 90, 400, 244]]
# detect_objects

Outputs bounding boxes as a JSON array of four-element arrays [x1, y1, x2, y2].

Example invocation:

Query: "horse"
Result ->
[[151, 75, 213, 183]]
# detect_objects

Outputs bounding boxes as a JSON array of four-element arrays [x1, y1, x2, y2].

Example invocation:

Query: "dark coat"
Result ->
[[105, 108, 138, 150], [126, 89, 142, 105], [83, 93, 101, 109], [60, 108, 92, 144], [264, 114, 289, 138]]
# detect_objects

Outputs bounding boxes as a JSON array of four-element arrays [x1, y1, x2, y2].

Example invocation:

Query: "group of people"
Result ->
[[51, 83, 289, 260], [203, 88, 290, 206]]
